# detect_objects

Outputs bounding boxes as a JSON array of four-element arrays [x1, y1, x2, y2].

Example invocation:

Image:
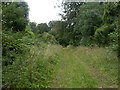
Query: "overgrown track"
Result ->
[[50, 46, 118, 88]]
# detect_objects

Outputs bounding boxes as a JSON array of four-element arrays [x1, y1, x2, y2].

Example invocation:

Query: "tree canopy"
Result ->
[[2, 2, 29, 31]]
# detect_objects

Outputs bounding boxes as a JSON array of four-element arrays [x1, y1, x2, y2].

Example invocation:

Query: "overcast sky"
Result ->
[[24, 0, 63, 24]]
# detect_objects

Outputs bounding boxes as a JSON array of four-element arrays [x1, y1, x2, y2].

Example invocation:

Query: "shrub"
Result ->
[[39, 32, 58, 44], [94, 24, 115, 46], [2, 31, 29, 66]]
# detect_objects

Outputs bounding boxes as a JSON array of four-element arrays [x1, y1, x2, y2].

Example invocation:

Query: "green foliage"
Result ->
[[77, 3, 102, 36], [108, 29, 118, 44], [37, 23, 50, 34], [29, 22, 37, 33], [2, 2, 29, 31], [2, 1, 34, 68], [62, 2, 83, 21], [57, 2, 84, 46], [2, 1, 119, 88], [49, 21, 68, 46], [2, 2, 60, 86], [108, 29, 118, 51], [73, 3, 103, 46], [48, 21, 57, 30], [53, 2, 119, 49], [2, 44, 61, 88], [39, 32, 58, 44], [25, 25, 35, 39], [94, 24, 115, 46], [103, 2, 120, 24], [80, 36, 94, 46], [2, 31, 29, 66]]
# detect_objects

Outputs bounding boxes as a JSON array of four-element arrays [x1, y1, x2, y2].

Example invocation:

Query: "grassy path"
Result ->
[[50, 47, 98, 88], [49, 46, 117, 88]]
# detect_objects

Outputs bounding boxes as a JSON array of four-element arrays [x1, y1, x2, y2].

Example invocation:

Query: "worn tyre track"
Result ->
[[50, 48, 98, 88]]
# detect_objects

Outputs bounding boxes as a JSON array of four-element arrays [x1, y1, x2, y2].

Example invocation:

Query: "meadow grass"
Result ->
[[3, 43, 117, 88], [74, 46, 118, 88], [50, 47, 98, 88], [50, 46, 118, 88]]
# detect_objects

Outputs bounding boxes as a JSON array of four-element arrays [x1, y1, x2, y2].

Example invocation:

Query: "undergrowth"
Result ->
[[2, 37, 62, 88]]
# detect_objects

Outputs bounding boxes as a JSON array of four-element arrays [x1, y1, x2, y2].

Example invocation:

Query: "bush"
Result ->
[[94, 24, 115, 46], [39, 32, 58, 44], [2, 31, 29, 66], [108, 29, 118, 51], [2, 44, 61, 88]]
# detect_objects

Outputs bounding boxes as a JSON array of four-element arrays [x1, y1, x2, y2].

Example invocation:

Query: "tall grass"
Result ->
[[2, 42, 63, 88], [74, 46, 118, 87]]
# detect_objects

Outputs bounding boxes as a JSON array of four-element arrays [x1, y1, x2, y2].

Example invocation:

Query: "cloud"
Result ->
[[25, 0, 62, 24]]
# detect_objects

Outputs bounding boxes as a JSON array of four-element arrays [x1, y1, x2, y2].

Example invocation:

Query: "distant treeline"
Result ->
[[30, 2, 119, 51], [2, 2, 120, 67]]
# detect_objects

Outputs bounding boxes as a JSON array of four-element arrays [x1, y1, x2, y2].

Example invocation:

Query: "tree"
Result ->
[[74, 3, 103, 45], [29, 22, 37, 33], [103, 2, 120, 24], [48, 21, 57, 30], [2, 2, 29, 31], [94, 2, 120, 47], [58, 2, 84, 46], [2, 2, 29, 66], [36, 23, 50, 34]]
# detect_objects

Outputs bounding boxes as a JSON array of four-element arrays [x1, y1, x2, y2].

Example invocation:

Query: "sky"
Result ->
[[24, 0, 63, 24]]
